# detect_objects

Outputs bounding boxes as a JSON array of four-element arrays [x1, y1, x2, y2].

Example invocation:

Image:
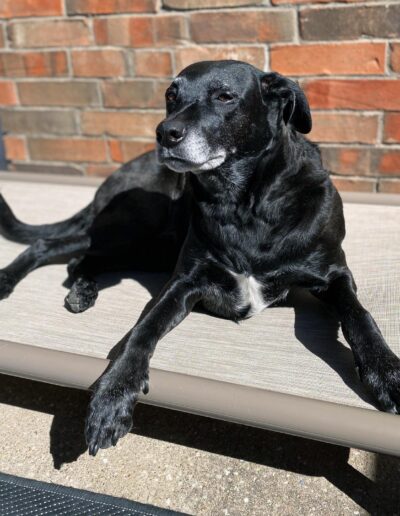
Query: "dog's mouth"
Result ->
[[157, 146, 226, 173]]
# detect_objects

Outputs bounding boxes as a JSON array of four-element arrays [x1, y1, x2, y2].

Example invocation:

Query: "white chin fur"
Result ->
[[164, 154, 226, 173], [195, 155, 226, 171], [159, 129, 227, 172]]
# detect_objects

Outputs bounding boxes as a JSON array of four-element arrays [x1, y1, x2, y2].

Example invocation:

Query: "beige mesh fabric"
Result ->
[[0, 179, 399, 411]]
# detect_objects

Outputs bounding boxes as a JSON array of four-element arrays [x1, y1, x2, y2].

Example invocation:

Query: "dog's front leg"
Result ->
[[85, 270, 205, 456], [315, 273, 400, 413]]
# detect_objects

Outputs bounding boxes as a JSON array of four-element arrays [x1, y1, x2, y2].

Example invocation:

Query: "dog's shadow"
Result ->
[[64, 269, 231, 361], [285, 287, 377, 408], [96, 270, 169, 299], [62, 268, 168, 298]]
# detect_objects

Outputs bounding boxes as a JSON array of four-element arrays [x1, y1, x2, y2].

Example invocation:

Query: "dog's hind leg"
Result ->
[[64, 256, 99, 314], [0, 234, 90, 300], [0, 192, 93, 244]]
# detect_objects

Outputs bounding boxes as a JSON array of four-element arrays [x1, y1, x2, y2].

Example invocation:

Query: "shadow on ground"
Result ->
[[0, 374, 399, 515]]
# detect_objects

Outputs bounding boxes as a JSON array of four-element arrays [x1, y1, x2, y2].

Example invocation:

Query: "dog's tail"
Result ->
[[0, 192, 93, 244]]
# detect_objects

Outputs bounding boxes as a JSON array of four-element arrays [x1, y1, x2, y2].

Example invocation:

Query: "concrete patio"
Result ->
[[0, 374, 399, 516]]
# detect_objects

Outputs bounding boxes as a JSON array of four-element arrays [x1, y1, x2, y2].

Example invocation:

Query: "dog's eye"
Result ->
[[217, 93, 234, 103], [166, 91, 177, 103]]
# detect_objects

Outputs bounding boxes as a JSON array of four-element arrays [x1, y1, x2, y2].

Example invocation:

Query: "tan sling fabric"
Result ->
[[0, 178, 399, 412]]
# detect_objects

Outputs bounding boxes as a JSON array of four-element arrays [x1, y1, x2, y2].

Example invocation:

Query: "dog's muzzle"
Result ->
[[156, 120, 226, 173]]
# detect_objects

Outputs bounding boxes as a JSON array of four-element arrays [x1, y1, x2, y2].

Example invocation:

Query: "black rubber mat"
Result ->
[[0, 472, 186, 515]]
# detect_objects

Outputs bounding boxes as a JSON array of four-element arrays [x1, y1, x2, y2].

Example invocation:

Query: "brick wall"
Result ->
[[0, 0, 399, 193]]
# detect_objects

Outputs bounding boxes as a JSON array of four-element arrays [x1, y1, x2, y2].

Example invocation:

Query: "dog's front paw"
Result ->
[[85, 387, 136, 457], [85, 369, 149, 456], [359, 352, 400, 413], [0, 271, 16, 300]]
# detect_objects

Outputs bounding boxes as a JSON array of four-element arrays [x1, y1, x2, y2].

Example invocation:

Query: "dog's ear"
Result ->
[[260, 72, 312, 134]]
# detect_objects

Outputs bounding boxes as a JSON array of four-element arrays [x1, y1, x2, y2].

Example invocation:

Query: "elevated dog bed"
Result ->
[[0, 171, 399, 455]]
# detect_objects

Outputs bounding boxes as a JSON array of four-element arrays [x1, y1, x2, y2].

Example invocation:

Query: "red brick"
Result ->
[[0, 51, 67, 77], [303, 80, 400, 110], [190, 10, 294, 43], [379, 180, 400, 194], [174, 46, 265, 71], [310, 113, 378, 144], [4, 135, 26, 161], [154, 16, 188, 47], [273, 0, 370, 4], [0, 109, 77, 134], [94, 15, 187, 48], [81, 111, 163, 138], [134, 51, 172, 77], [9, 20, 91, 48], [66, 0, 157, 14], [384, 113, 400, 144], [94, 18, 143, 47], [164, 0, 263, 7], [377, 151, 400, 176], [391, 43, 400, 73], [109, 140, 155, 163], [320, 146, 372, 176], [108, 140, 123, 163], [300, 4, 400, 41], [29, 138, 107, 163], [72, 50, 126, 78], [85, 164, 118, 177], [331, 177, 376, 193], [25, 51, 67, 77], [0, 80, 17, 105], [18, 81, 99, 107], [94, 18, 130, 46], [0, 0, 62, 18], [10, 162, 83, 175], [101, 80, 168, 109], [325, 147, 400, 178], [129, 18, 154, 47], [270, 43, 385, 76]]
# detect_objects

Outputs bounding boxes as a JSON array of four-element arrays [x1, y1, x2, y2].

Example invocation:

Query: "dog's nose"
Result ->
[[156, 120, 186, 148]]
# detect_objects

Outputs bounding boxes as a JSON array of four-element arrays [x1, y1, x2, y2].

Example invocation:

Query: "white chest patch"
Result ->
[[229, 272, 269, 316]]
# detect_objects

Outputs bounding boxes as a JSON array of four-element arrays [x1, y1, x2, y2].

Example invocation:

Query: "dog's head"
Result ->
[[156, 60, 312, 173]]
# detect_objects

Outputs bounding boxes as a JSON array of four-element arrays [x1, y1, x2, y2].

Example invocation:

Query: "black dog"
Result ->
[[1, 61, 400, 456]]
